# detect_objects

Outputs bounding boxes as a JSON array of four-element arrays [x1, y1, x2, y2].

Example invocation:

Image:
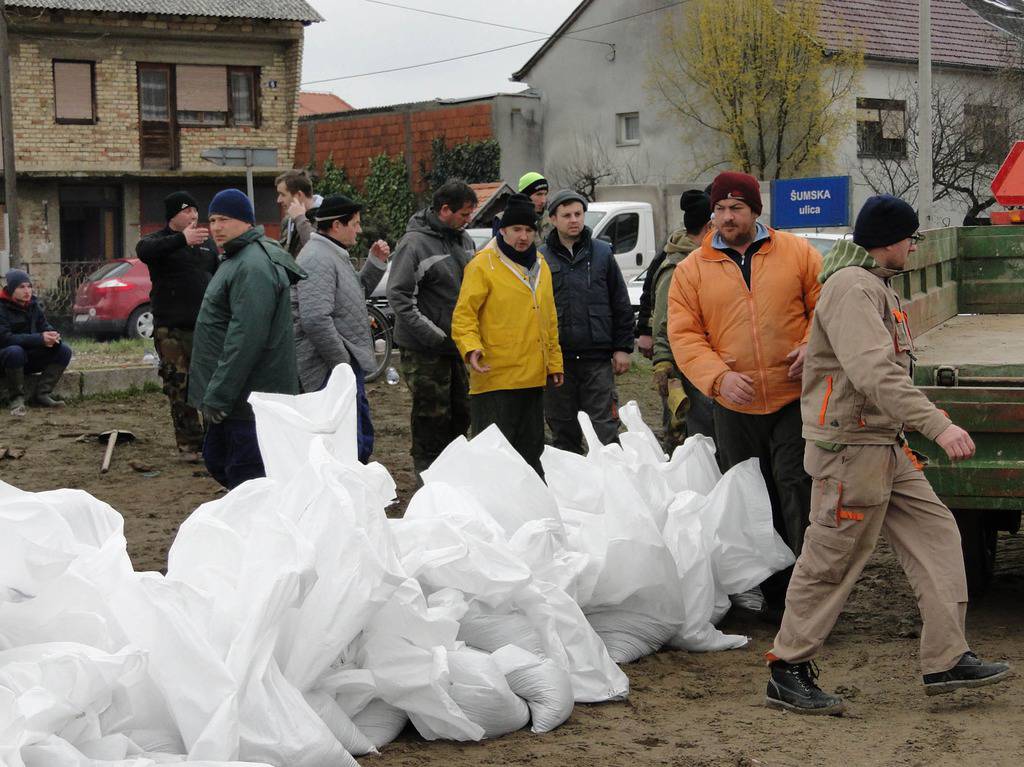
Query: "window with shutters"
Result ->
[[53, 60, 96, 124], [856, 97, 907, 159], [176, 65, 228, 126]]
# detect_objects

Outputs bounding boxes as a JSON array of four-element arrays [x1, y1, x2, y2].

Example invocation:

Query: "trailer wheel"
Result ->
[[952, 510, 997, 600]]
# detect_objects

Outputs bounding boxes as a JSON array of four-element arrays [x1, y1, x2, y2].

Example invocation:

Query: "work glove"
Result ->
[[652, 360, 674, 398]]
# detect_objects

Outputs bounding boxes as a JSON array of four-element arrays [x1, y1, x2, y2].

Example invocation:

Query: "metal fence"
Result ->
[[35, 260, 106, 333]]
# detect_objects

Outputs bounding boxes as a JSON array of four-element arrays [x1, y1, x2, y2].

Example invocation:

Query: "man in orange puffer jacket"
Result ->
[[668, 171, 823, 619]]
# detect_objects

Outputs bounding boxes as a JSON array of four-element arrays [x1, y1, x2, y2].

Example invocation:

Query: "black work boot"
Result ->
[[5, 367, 26, 416], [766, 660, 846, 715], [923, 651, 1011, 696], [31, 363, 66, 407]]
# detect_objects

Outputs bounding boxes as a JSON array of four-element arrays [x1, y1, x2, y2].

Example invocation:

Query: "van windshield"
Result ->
[[584, 211, 606, 230]]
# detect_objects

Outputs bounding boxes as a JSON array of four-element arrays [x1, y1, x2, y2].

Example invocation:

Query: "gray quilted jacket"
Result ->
[[292, 232, 386, 392]]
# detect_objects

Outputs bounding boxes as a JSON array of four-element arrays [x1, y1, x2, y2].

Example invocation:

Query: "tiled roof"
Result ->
[[8, 0, 322, 22], [469, 182, 514, 226], [514, 0, 1020, 79], [818, 0, 1020, 69], [298, 91, 353, 117]]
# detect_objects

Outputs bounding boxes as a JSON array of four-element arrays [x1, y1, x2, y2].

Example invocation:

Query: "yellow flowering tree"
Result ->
[[647, 0, 863, 179]]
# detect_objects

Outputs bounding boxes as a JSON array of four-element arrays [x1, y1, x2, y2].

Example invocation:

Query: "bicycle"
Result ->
[[365, 301, 394, 382]]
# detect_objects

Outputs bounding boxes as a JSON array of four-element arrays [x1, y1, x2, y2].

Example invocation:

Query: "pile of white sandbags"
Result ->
[[0, 365, 793, 767]]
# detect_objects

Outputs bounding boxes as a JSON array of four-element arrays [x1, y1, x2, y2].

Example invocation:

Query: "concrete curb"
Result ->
[[47, 365, 161, 400]]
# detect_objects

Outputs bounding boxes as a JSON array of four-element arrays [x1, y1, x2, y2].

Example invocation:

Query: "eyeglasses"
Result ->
[[909, 233, 925, 243]]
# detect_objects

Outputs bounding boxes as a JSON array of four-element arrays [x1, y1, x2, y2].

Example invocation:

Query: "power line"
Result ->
[[363, 0, 613, 47], [301, 0, 688, 86], [301, 37, 549, 84]]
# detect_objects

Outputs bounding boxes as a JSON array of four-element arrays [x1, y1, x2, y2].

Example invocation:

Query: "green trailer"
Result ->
[[900, 226, 1024, 594]]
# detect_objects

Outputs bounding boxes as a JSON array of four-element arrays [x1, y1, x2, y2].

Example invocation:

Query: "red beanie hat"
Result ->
[[710, 171, 762, 215]]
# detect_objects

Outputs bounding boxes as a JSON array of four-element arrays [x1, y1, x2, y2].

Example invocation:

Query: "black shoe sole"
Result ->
[[765, 695, 846, 716], [924, 668, 1012, 696]]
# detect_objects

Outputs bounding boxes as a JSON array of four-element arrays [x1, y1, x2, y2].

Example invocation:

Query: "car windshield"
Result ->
[[87, 261, 130, 281], [805, 237, 840, 256], [584, 211, 606, 230]]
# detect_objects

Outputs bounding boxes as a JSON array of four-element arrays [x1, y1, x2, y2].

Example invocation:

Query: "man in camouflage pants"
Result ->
[[136, 191, 218, 458], [387, 180, 478, 480], [152, 328, 205, 451]]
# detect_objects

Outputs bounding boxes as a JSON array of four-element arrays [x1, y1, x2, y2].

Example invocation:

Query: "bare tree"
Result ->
[[551, 131, 650, 201], [858, 73, 1020, 223]]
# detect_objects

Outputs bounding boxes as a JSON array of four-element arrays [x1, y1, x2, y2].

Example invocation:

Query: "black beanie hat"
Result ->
[[853, 195, 919, 249], [164, 191, 199, 222], [314, 195, 362, 224], [500, 194, 538, 231], [679, 189, 711, 235], [5, 269, 30, 294]]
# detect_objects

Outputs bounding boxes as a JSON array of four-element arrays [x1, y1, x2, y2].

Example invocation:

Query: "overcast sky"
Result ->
[[300, 0, 580, 109]]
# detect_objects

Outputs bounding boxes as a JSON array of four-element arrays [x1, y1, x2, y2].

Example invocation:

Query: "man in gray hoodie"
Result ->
[[387, 180, 478, 479]]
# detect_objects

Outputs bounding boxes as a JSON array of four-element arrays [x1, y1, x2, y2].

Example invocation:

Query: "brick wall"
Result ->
[[296, 101, 494, 192], [6, 10, 303, 172]]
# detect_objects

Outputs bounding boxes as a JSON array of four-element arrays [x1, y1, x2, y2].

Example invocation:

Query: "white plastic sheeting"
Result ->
[[0, 364, 794, 766]]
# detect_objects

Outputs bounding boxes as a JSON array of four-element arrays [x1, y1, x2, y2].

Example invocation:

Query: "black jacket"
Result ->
[[136, 227, 219, 329], [0, 293, 53, 349], [540, 227, 634, 360], [635, 249, 667, 337], [387, 208, 476, 356]]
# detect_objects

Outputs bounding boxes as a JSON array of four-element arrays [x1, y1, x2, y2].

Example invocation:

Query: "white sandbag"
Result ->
[[423, 425, 563, 537], [617, 400, 668, 464], [403, 481, 509, 545], [0, 484, 134, 652], [702, 459, 796, 595], [506, 519, 591, 602], [457, 609, 545, 656], [491, 644, 574, 733], [353, 580, 483, 742], [249, 363, 359, 477], [530, 581, 629, 703], [586, 604, 680, 663], [351, 699, 408, 749], [446, 648, 530, 739], [662, 492, 748, 652], [303, 690, 375, 757], [391, 517, 532, 607], [663, 435, 722, 496]]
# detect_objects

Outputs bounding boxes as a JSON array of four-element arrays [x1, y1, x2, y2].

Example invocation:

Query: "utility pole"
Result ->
[[917, 0, 933, 229], [0, 0, 19, 270]]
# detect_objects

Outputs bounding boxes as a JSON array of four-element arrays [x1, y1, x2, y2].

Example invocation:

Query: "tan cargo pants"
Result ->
[[770, 441, 969, 675]]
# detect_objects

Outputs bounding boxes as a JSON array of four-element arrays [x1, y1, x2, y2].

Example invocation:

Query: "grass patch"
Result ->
[[76, 380, 163, 403], [68, 337, 156, 370]]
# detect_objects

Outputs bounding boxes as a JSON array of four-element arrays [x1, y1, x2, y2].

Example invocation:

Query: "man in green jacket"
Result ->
[[650, 189, 714, 452], [188, 189, 306, 489]]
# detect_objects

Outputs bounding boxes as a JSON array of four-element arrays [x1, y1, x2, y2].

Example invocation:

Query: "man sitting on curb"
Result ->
[[765, 195, 1011, 715], [0, 269, 73, 416]]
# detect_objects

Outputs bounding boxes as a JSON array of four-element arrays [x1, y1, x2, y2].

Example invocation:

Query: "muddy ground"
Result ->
[[2, 356, 1023, 767]]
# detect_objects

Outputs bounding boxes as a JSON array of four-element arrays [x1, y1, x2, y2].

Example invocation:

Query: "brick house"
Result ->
[[0, 0, 321, 300], [295, 93, 544, 194]]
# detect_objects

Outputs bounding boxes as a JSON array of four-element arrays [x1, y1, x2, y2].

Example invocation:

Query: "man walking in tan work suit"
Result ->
[[765, 195, 1011, 715]]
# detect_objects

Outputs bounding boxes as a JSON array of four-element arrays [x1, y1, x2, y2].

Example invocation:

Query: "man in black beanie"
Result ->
[[765, 194, 1010, 715], [136, 190, 218, 460], [650, 189, 714, 451]]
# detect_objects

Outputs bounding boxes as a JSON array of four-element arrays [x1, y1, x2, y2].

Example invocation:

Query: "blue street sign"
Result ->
[[770, 175, 851, 229]]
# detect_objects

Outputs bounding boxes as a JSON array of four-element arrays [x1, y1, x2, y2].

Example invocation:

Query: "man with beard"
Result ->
[[668, 171, 822, 621]]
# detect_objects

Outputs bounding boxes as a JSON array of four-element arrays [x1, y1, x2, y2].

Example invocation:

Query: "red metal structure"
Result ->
[[990, 141, 1024, 224]]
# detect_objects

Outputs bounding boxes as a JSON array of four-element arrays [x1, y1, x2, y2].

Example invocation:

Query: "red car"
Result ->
[[72, 259, 154, 339]]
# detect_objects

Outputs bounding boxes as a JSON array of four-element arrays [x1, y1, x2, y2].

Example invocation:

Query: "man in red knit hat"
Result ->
[[667, 170, 823, 621]]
